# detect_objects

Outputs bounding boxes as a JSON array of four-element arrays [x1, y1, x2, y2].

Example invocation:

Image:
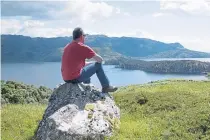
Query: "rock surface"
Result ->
[[35, 83, 120, 140]]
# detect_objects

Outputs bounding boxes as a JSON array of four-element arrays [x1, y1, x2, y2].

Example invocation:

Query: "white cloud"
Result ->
[[2, 0, 123, 21], [1, 19, 23, 34], [89, 30, 154, 39], [160, 0, 210, 16], [181, 38, 210, 52], [22, 27, 74, 38], [160, 1, 180, 10], [123, 12, 131, 17], [24, 20, 45, 28], [152, 12, 170, 17], [1, 19, 73, 37], [1, 0, 127, 37], [155, 35, 210, 52], [116, 8, 121, 14], [60, 0, 119, 21]]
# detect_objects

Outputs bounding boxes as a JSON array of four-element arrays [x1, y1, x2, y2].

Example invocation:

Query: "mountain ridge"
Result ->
[[1, 34, 210, 63]]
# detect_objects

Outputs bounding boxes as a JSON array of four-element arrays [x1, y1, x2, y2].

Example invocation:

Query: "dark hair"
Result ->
[[73, 27, 85, 40]]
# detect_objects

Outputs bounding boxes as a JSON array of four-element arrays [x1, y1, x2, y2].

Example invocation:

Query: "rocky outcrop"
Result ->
[[35, 83, 120, 140]]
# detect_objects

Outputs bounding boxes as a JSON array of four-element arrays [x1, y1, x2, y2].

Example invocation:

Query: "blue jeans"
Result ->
[[66, 62, 110, 87]]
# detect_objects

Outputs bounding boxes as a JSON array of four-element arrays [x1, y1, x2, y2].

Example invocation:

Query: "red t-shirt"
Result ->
[[61, 41, 96, 81]]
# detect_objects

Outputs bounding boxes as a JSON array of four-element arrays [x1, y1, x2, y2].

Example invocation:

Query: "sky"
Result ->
[[1, 0, 210, 52]]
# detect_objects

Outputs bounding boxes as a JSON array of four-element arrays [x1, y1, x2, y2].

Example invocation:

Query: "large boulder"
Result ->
[[35, 83, 120, 140]]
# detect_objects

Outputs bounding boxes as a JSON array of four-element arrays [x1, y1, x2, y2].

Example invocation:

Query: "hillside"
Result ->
[[114, 59, 210, 74], [2, 34, 210, 63], [1, 80, 210, 140], [112, 80, 210, 139], [146, 49, 210, 58], [105, 57, 210, 74]]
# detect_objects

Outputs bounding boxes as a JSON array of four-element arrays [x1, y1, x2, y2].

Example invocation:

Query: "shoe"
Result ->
[[98, 92, 105, 99], [102, 86, 118, 93]]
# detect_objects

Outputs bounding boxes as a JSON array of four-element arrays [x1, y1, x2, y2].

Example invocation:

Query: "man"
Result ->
[[61, 27, 118, 93]]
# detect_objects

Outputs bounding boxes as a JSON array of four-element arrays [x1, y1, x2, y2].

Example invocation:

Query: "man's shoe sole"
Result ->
[[102, 87, 118, 93]]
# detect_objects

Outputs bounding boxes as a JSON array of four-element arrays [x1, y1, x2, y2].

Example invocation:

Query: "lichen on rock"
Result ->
[[85, 103, 95, 111]]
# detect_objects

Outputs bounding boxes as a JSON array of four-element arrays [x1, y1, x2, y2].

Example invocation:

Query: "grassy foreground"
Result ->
[[1, 80, 210, 140], [1, 104, 46, 140], [111, 80, 210, 140]]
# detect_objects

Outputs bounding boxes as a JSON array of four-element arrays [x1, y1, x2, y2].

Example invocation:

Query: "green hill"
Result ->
[[1, 80, 210, 140], [146, 49, 210, 58], [2, 35, 210, 63], [112, 80, 210, 139]]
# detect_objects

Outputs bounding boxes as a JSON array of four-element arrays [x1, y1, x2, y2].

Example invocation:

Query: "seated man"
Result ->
[[61, 27, 118, 93]]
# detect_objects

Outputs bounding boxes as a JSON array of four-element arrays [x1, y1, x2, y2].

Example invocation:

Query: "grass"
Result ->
[[1, 104, 46, 140], [110, 80, 210, 140], [1, 80, 210, 140]]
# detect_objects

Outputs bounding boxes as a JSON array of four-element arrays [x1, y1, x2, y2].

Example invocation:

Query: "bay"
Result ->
[[1, 61, 208, 89]]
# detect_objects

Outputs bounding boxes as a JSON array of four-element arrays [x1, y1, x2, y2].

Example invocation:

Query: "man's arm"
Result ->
[[92, 54, 103, 63], [81, 44, 103, 63], [85, 54, 103, 65]]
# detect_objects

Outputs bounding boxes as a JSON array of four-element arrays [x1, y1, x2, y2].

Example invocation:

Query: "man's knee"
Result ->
[[83, 78, 91, 84], [95, 62, 102, 69]]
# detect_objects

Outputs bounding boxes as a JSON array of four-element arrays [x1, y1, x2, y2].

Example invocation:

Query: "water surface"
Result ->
[[1, 62, 208, 89]]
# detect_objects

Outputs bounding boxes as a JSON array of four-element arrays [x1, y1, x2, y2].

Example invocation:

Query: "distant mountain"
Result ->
[[1, 34, 210, 63], [145, 48, 210, 58]]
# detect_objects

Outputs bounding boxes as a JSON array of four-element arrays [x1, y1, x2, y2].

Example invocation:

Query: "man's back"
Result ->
[[61, 41, 95, 81]]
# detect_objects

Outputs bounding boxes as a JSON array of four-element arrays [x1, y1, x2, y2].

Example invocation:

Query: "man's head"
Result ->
[[73, 27, 86, 43]]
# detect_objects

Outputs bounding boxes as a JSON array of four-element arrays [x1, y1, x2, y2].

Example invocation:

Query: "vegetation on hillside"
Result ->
[[111, 80, 210, 139], [1, 80, 210, 140], [106, 57, 210, 74], [2, 35, 210, 63], [1, 80, 52, 104], [145, 49, 210, 58]]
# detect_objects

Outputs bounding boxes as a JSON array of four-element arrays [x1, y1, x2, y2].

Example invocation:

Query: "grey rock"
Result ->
[[35, 83, 120, 140]]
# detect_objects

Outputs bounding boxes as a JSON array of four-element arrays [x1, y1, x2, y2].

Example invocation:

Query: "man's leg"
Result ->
[[83, 78, 91, 84], [77, 62, 109, 87]]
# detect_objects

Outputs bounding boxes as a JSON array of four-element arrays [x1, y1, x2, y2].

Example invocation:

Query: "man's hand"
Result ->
[[92, 54, 103, 63]]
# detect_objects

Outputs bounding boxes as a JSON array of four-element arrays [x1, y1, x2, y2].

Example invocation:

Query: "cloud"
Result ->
[[90, 30, 154, 39], [1, 0, 128, 37], [22, 27, 74, 38], [1, 0, 121, 21], [155, 35, 210, 52], [1, 18, 72, 37], [160, 0, 210, 16], [181, 38, 210, 52], [1, 19, 23, 34], [24, 20, 45, 28], [1, 1, 62, 19], [59, 0, 121, 21], [152, 12, 170, 17], [1, 17, 153, 39]]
